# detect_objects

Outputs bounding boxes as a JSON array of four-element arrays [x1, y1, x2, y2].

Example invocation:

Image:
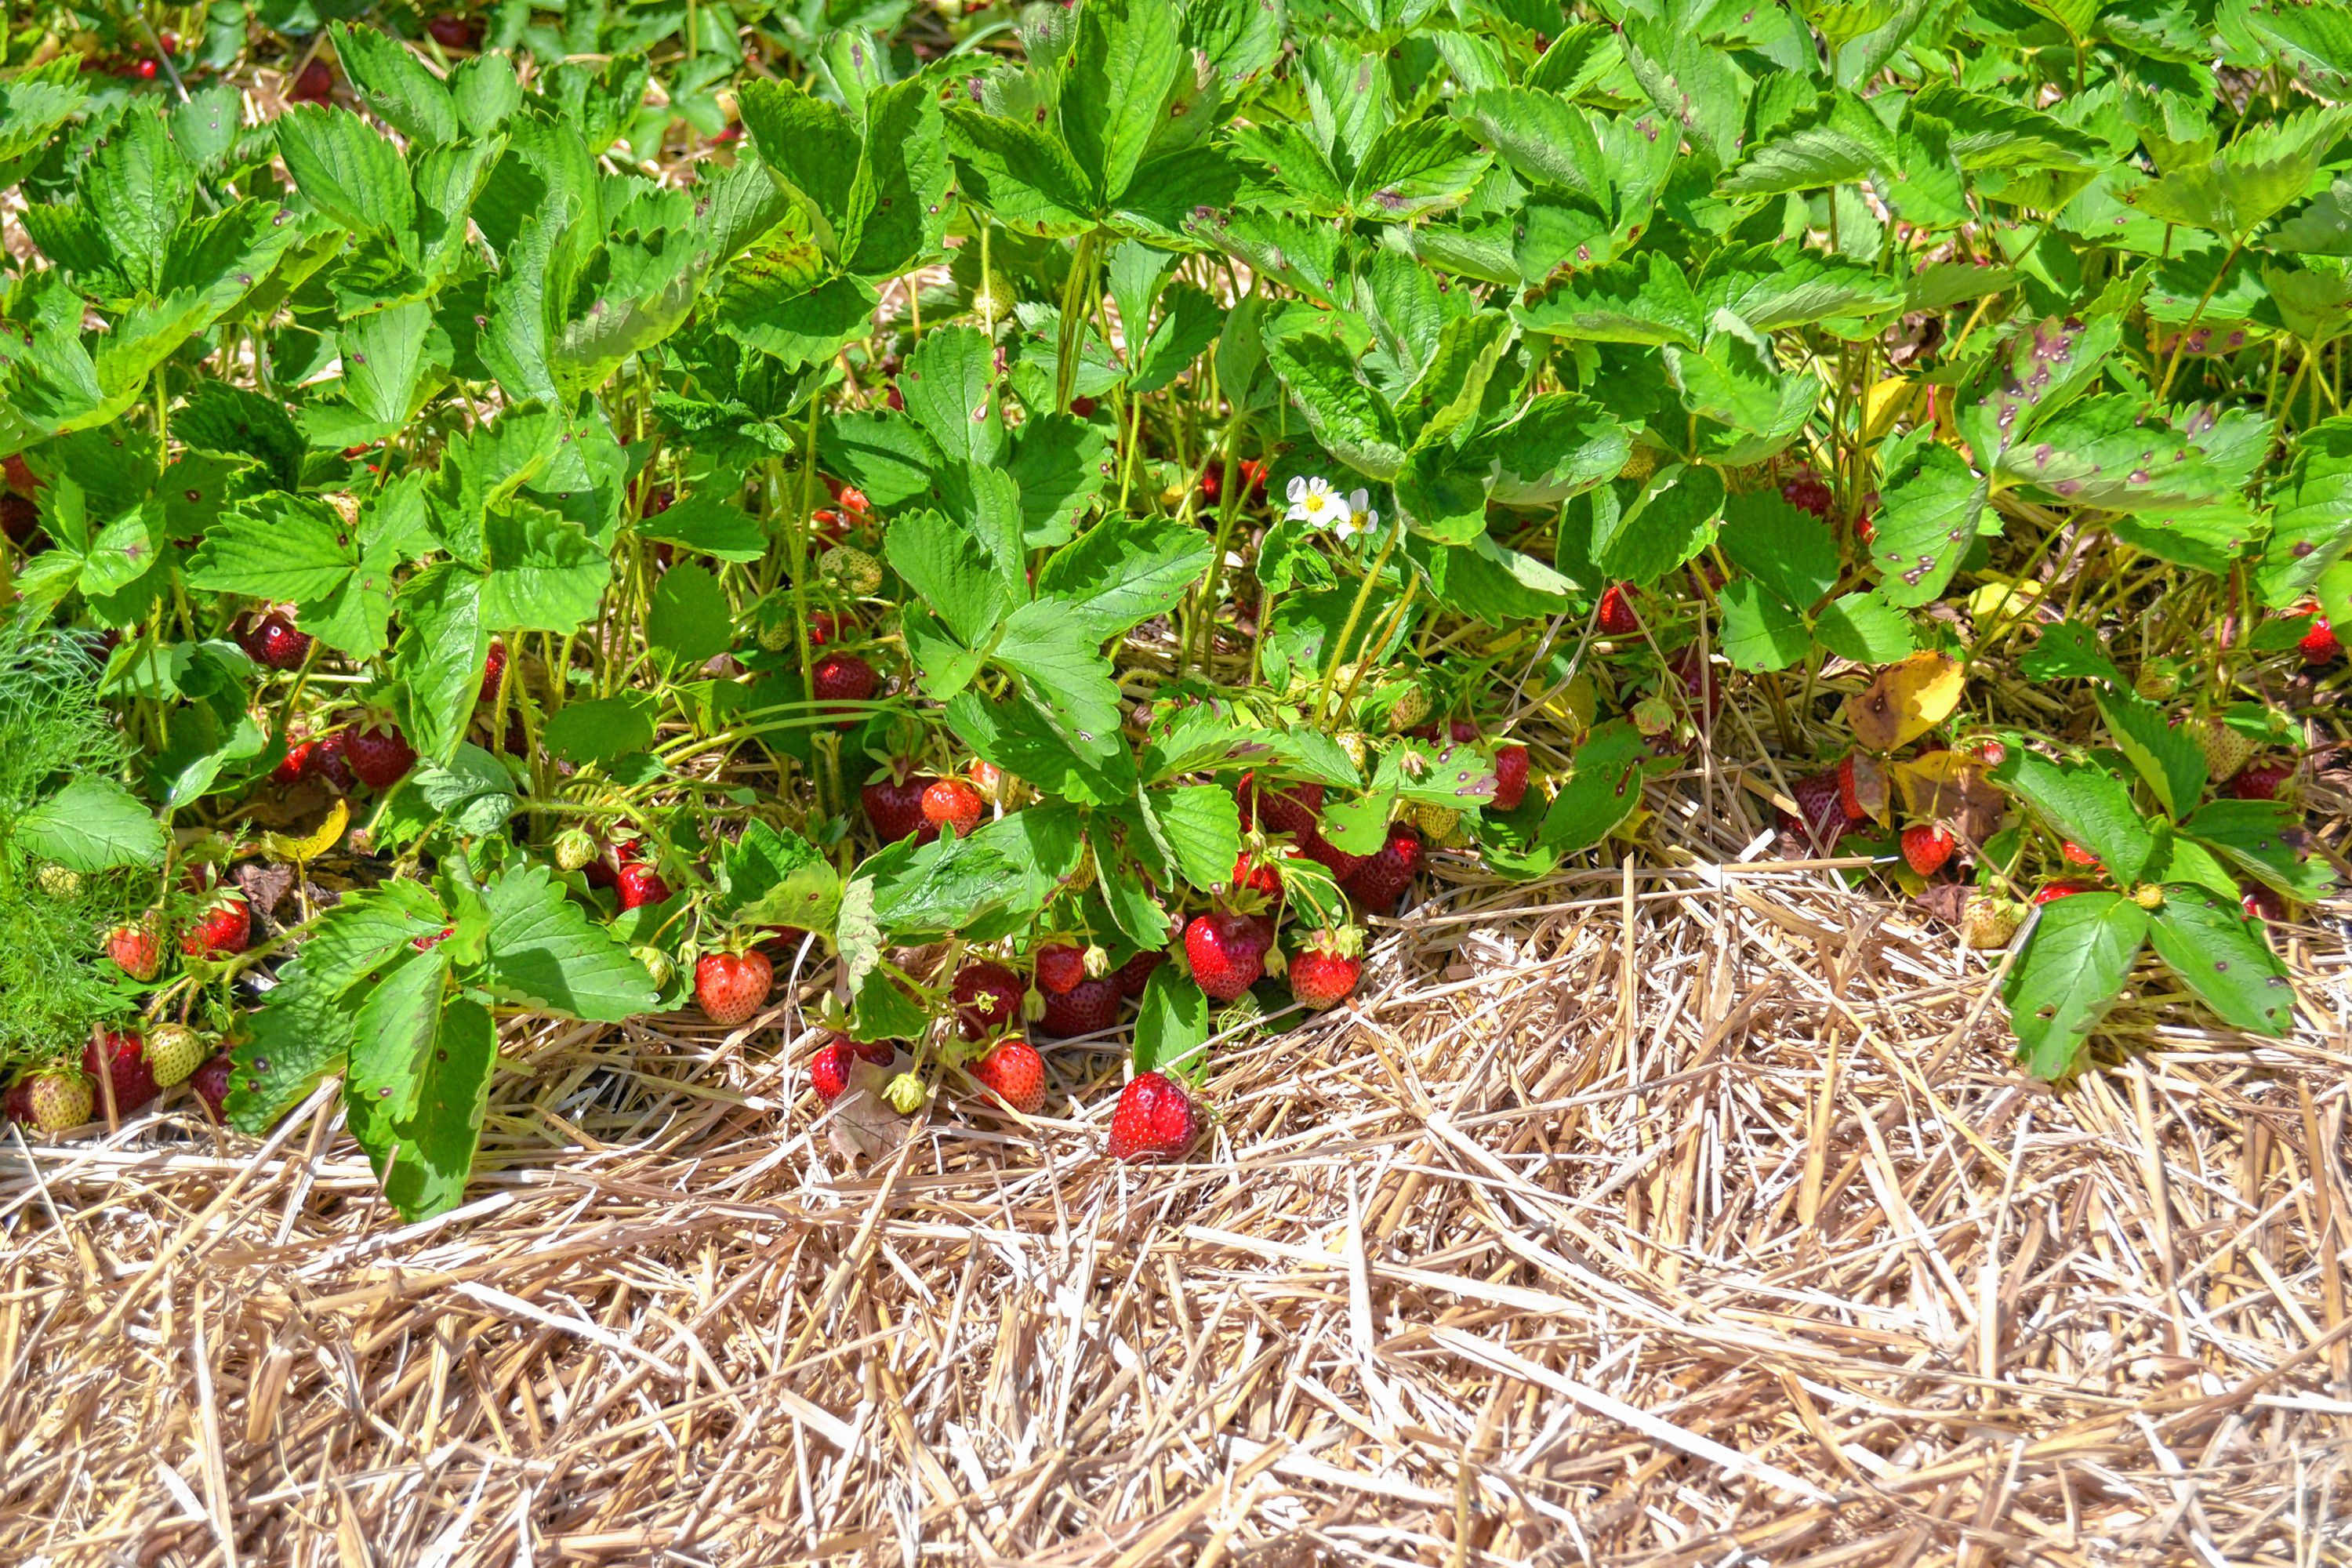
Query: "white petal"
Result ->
[[1287, 474, 1308, 503], [1348, 488, 1370, 513]]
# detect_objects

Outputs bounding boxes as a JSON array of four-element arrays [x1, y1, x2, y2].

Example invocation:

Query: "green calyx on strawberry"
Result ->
[[181, 893, 252, 960], [1289, 927, 1364, 1011]]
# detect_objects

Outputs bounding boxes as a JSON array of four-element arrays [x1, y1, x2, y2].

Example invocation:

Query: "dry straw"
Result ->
[[2, 740, 2347, 1566]]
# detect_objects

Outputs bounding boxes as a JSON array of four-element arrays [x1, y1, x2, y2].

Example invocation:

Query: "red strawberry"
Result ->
[[1039, 975, 1121, 1037], [1900, 823, 1955, 877], [921, 776, 985, 838], [2, 1078, 30, 1125], [808, 611, 841, 648], [2301, 615, 2342, 667], [344, 719, 416, 789], [1596, 583, 1642, 637], [1107, 1072, 1200, 1163], [615, 862, 671, 910], [2059, 840, 2102, 869], [1230, 852, 1280, 896], [1236, 773, 1324, 839], [3, 454, 37, 492], [1783, 771, 1846, 845], [191, 1054, 234, 1120], [1292, 831, 1365, 881], [1069, 395, 1098, 418], [2229, 761, 2292, 801], [809, 1040, 857, 1102], [1, 492, 36, 543], [952, 960, 1025, 1040], [181, 894, 251, 959], [1492, 745, 1530, 812], [1343, 824, 1425, 909], [240, 610, 311, 670], [426, 13, 480, 48], [1238, 458, 1269, 500], [2033, 880, 2094, 905], [812, 652, 877, 713], [82, 1029, 160, 1116], [479, 638, 507, 702], [695, 950, 772, 1025], [107, 921, 161, 981], [1835, 756, 1867, 822], [1184, 912, 1271, 1000], [1034, 942, 1087, 995], [1289, 927, 1363, 1011], [971, 1038, 1048, 1112], [1780, 469, 1834, 519], [312, 731, 358, 793], [289, 57, 334, 102], [862, 769, 936, 842], [1668, 644, 1721, 721], [2241, 884, 2288, 923], [1114, 949, 1164, 997], [272, 739, 315, 786]]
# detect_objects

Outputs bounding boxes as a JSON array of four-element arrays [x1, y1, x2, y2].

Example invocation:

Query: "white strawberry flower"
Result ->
[[1333, 488, 1376, 542], [1285, 473, 1338, 526]]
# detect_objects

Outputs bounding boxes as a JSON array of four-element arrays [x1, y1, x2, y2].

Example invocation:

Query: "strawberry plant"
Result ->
[[2, 0, 2347, 1219]]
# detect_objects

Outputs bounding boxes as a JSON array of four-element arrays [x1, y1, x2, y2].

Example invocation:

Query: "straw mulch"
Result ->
[[5, 764, 2350, 1566]]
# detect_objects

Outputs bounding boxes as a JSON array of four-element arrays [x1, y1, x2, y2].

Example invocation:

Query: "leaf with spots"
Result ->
[[1868, 431, 1989, 608], [2146, 885, 2295, 1036], [2184, 800, 2338, 903], [2003, 891, 2146, 1078], [1992, 395, 2267, 514]]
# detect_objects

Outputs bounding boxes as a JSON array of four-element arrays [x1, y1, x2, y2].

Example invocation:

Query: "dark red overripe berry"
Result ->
[[426, 13, 480, 49], [1784, 771, 1846, 846], [615, 862, 671, 910], [812, 652, 877, 714], [1, 492, 35, 543], [1492, 745, 1531, 812], [952, 960, 1025, 1040], [1596, 584, 1642, 637], [312, 731, 358, 793], [1780, 470, 1834, 520], [241, 610, 311, 670], [1107, 1072, 1200, 1163], [191, 1054, 234, 1120], [1034, 942, 1087, 995], [344, 720, 416, 789], [862, 769, 937, 843], [289, 57, 334, 102], [1069, 395, 1098, 418], [2230, 761, 2293, 801], [1236, 772, 1322, 839], [1114, 949, 1164, 997], [1343, 824, 1425, 909], [1039, 975, 1121, 1037], [82, 1029, 160, 1116]]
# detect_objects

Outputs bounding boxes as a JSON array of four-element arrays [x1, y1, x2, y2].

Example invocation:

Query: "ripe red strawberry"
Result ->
[[1107, 1071, 1200, 1163], [1034, 942, 1087, 995], [312, 731, 358, 793], [971, 1038, 1048, 1112], [2059, 840, 2102, 868], [426, 13, 479, 48], [1492, 745, 1530, 812], [272, 738, 315, 786], [344, 719, 416, 789], [809, 1040, 857, 1102], [3, 453, 37, 492], [1784, 771, 1846, 844], [2301, 614, 2342, 667], [1292, 831, 1365, 881], [1596, 583, 1642, 637], [2034, 880, 2094, 905], [1236, 773, 1323, 838], [1069, 395, 1098, 418], [1900, 824, 1955, 877], [1040, 975, 1121, 1036], [862, 769, 936, 842], [82, 1029, 160, 1115], [921, 776, 985, 838], [953, 960, 1025, 1040], [191, 1054, 234, 1120], [107, 921, 161, 981], [289, 57, 334, 102], [2, 1078, 30, 1125], [479, 637, 507, 702], [615, 861, 671, 909], [695, 950, 772, 1025], [1343, 823, 1425, 909], [1230, 852, 1280, 895], [1289, 927, 1364, 1011], [2229, 761, 2292, 801], [1184, 912, 1271, 1000], [2241, 884, 2288, 923], [240, 610, 311, 670], [808, 610, 842, 648], [1115, 949, 1164, 996], [812, 652, 878, 710], [181, 894, 251, 959], [1835, 756, 1867, 822], [1780, 469, 1834, 519]]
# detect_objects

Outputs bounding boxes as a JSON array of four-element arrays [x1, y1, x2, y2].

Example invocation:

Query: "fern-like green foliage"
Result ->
[[0, 619, 142, 1069]]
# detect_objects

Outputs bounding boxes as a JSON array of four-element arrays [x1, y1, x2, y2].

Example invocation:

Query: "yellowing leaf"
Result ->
[[263, 797, 348, 863], [1863, 378, 1915, 441], [1965, 577, 2042, 619], [1846, 650, 1966, 751], [1890, 749, 2007, 840]]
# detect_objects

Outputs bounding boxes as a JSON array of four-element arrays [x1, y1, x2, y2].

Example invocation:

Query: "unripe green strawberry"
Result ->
[[554, 828, 597, 872], [884, 1072, 928, 1114], [27, 1071, 93, 1133], [757, 619, 794, 652], [2134, 660, 2180, 701], [144, 1024, 206, 1087], [632, 946, 673, 988], [818, 545, 883, 596], [1334, 731, 1369, 769], [36, 864, 81, 898], [1962, 898, 2022, 950], [1414, 801, 1461, 840], [2194, 718, 2256, 783], [1384, 683, 1430, 734]]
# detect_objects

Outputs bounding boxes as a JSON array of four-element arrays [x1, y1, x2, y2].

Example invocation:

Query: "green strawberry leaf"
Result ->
[[16, 777, 165, 872], [1992, 748, 2161, 885], [1540, 720, 1649, 851], [1133, 956, 1210, 1082], [2095, 688, 2208, 818], [368, 998, 497, 1222], [479, 862, 659, 1022], [2145, 885, 2295, 1035], [2003, 891, 2147, 1078]]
